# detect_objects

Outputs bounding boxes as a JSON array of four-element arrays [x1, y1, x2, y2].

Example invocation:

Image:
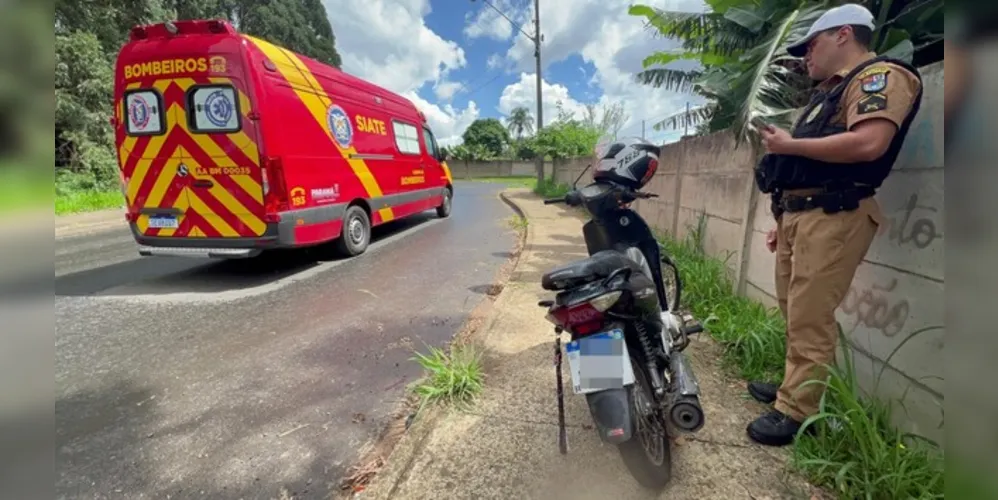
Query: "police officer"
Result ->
[[746, 3, 923, 446]]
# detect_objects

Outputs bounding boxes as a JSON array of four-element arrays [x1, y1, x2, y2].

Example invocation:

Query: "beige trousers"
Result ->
[[773, 196, 883, 421]]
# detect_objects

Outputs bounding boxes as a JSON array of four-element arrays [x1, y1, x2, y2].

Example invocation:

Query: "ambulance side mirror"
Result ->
[[437, 148, 448, 162]]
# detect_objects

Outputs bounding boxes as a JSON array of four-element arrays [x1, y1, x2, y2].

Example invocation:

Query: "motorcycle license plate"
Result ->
[[565, 329, 635, 395]]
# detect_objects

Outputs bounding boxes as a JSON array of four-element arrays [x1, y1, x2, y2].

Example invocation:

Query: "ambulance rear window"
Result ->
[[124, 89, 165, 136], [186, 84, 241, 133]]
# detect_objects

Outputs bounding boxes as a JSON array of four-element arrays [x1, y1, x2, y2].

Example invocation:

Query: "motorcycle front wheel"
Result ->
[[616, 356, 672, 490]]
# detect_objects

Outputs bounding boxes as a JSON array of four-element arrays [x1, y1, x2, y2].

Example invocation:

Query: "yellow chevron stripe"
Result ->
[[245, 35, 395, 221], [145, 145, 182, 209], [441, 161, 453, 183], [185, 147, 267, 236], [188, 133, 263, 202], [188, 190, 238, 237], [126, 133, 169, 205]]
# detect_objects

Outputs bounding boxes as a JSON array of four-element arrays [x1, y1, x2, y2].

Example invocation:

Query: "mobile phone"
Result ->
[[751, 116, 774, 131]]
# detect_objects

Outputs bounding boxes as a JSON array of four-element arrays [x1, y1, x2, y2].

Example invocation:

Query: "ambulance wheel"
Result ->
[[335, 205, 371, 257], [436, 188, 453, 218]]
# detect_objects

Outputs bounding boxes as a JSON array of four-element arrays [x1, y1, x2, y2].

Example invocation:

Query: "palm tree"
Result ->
[[629, 0, 943, 144], [505, 106, 534, 140]]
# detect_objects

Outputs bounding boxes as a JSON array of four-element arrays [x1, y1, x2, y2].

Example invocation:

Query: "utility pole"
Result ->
[[533, 0, 544, 184], [470, 0, 544, 182], [641, 120, 646, 140]]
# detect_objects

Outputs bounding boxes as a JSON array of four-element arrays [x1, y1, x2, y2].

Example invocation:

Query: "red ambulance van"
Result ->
[[113, 19, 454, 259]]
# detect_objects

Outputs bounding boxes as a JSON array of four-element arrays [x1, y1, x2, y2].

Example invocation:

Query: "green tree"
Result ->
[[532, 104, 602, 160], [505, 107, 534, 141], [629, 0, 943, 142], [461, 118, 511, 158]]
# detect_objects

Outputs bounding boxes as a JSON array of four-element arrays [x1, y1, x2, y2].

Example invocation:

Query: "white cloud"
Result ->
[[497, 73, 589, 128], [486, 53, 505, 71], [322, 0, 479, 146], [322, 0, 466, 95], [403, 92, 480, 147], [463, 0, 531, 42], [493, 0, 709, 141], [433, 80, 465, 101]]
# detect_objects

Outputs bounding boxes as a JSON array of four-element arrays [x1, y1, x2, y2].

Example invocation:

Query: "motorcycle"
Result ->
[[537, 139, 706, 490]]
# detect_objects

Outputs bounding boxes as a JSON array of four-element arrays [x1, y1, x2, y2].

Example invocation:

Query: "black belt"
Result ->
[[779, 186, 876, 214]]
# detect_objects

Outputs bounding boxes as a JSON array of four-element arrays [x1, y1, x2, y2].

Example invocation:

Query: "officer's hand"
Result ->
[[766, 228, 777, 253], [760, 126, 793, 154]]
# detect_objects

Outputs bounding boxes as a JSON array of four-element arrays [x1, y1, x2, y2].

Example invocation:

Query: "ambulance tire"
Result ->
[[436, 187, 453, 218], [335, 205, 371, 257]]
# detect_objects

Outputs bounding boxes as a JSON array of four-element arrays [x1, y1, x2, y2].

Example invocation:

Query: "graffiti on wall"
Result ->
[[839, 277, 909, 337], [877, 192, 942, 250]]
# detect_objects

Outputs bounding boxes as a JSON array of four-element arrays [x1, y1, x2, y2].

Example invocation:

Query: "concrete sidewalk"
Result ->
[[360, 188, 819, 500]]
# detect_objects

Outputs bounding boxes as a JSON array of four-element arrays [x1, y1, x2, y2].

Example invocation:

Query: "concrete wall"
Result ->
[[448, 160, 554, 179], [553, 62, 945, 442]]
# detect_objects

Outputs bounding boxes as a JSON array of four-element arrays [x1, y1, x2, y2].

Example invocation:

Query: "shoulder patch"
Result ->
[[860, 72, 888, 93], [857, 93, 887, 115], [856, 65, 890, 80]]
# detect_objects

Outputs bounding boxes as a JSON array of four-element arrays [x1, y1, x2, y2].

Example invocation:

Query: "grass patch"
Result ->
[[791, 339, 944, 499], [533, 177, 571, 199], [412, 344, 484, 409], [658, 214, 786, 383], [55, 189, 123, 215], [506, 214, 528, 231], [660, 210, 943, 499], [468, 175, 536, 188]]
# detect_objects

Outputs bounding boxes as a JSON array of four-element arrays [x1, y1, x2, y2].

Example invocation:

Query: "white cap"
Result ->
[[787, 3, 876, 57]]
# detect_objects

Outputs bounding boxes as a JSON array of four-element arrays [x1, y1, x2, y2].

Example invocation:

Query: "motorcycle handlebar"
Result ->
[[543, 187, 658, 205]]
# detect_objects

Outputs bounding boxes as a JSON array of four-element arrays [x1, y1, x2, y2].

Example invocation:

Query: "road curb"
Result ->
[[357, 188, 534, 499]]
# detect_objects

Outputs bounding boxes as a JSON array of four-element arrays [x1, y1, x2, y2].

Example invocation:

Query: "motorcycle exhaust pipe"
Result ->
[[668, 351, 705, 433]]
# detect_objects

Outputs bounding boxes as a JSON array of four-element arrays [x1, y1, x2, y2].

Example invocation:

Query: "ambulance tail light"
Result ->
[[261, 156, 289, 222]]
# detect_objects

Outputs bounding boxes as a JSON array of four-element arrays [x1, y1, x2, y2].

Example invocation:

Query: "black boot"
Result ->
[[746, 410, 808, 447], [747, 381, 779, 404]]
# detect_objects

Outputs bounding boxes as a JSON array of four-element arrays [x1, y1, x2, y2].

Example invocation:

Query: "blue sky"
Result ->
[[323, 0, 707, 146]]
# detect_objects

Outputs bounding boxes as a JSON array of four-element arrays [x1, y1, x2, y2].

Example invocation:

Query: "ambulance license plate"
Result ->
[[148, 215, 178, 229]]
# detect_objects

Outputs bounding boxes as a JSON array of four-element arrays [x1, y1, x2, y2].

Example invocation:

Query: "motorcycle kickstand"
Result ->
[[554, 336, 568, 454]]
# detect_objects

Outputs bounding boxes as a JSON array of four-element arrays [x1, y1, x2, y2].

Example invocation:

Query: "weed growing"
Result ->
[[533, 177, 570, 199], [506, 214, 528, 231], [658, 217, 786, 383], [411, 344, 484, 410], [791, 342, 944, 499]]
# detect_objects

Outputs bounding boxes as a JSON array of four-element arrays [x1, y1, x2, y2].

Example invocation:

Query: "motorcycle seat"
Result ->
[[541, 250, 646, 291]]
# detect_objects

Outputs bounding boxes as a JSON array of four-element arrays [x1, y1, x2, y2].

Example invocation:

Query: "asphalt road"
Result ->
[[54, 181, 517, 499]]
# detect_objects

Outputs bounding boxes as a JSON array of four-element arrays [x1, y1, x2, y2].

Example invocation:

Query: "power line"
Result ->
[[462, 73, 505, 98], [472, 0, 536, 41]]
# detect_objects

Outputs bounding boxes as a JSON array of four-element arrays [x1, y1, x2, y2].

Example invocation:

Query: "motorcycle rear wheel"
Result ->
[[616, 356, 672, 489]]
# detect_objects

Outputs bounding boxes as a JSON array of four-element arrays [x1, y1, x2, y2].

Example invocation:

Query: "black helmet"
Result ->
[[592, 136, 661, 190]]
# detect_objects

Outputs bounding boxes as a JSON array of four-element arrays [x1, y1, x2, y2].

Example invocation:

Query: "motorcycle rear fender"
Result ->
[[584, 388, 634, 445]]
